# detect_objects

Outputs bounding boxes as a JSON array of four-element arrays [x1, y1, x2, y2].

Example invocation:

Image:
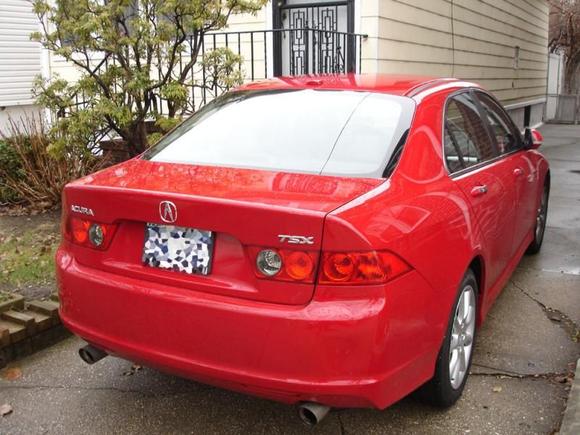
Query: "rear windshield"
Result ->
[[143, 89, 415, 178]]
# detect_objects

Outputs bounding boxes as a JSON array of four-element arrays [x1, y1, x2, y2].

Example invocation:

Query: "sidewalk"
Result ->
[[561, 358, 580, 434], [539, 124, 580, 435]]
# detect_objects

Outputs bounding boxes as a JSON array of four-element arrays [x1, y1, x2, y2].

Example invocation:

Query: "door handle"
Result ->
[[514, 167, 524, 177], [470, 185, 488, 197]]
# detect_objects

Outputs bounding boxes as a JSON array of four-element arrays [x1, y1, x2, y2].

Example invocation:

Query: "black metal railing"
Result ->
[[176, 27, 367, 113]]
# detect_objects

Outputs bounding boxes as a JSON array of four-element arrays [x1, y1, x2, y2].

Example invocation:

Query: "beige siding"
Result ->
[[372, 0, 549, 106]]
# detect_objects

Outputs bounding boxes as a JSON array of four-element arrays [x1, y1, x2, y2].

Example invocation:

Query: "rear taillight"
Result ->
[[249, 247, 318, 283], [64, 216, 117, 250], [250, 247, 410, 285], [319, 250, 410, 285]]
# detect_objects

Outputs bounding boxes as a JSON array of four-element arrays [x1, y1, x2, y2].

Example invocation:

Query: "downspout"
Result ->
[[450, 0, 456, 78]]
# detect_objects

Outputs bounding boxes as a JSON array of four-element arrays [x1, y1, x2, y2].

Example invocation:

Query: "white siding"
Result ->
[[0, 0, 42, 107]]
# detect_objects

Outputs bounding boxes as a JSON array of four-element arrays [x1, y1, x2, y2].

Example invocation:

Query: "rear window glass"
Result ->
[[143, 89, 415, 178]]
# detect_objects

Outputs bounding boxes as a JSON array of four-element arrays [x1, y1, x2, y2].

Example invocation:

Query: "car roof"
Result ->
[[235, 74, 479, 98]]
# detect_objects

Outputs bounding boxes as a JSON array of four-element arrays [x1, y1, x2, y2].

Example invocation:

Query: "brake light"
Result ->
[[64, 216, 117, 250], [250, 247, 318, 283], [319, 250, 410, 285], [250, 247, 410, 285]]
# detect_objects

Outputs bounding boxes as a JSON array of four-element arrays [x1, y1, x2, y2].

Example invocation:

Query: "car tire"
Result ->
[[526, 181, 549, 255], [416, 269, 478, 408]]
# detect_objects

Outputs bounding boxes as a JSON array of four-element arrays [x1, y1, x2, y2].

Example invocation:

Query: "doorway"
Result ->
[[272, 0, 355, 76]]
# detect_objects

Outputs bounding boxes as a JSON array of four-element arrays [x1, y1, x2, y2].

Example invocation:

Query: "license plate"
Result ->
[[142, 224, 214, 275]]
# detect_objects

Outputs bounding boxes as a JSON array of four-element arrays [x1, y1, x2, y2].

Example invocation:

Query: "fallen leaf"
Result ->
[[0, 403, 13, 416], [122, 364, 143, 376], [1, 367, 22, 381], [492, 386, 502, 393]]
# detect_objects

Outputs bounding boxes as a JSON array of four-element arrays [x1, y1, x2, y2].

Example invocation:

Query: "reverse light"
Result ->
[[88, 223, 105, 247], [256, 249, 282, 276], [319, 250, 411, 285], [65, 216, 116, 250]]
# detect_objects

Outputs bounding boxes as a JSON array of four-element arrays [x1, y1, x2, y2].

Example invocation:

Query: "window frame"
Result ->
[[472, 89, 524, 155], [442, 88, 521, 178]]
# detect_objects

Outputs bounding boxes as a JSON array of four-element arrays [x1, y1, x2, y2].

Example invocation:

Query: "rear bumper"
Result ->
[[57, 248, 439, 409]]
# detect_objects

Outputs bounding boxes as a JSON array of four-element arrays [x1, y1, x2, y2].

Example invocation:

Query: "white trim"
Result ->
[[354, 0, 361, 34], [531, 121, 544, 129], [504, 98, 546, 111], [265, 2, 274, 78], [0, 99, 37, 108]]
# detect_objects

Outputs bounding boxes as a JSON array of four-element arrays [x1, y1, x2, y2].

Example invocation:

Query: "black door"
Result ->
[[272, 0, 355, 76]]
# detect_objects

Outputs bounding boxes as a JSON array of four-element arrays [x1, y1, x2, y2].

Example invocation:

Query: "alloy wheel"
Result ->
[[536, 188, 548, 242], [449, 284, 476, 389]]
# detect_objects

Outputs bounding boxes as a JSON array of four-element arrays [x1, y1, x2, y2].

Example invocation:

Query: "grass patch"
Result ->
[[0, 221, 60, 289]]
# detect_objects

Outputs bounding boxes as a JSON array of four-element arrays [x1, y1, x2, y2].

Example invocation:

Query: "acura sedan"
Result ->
[[57, 74, 549, 426]]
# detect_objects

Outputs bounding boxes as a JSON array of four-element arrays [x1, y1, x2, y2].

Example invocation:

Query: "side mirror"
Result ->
[[524, 128, 543, 150]]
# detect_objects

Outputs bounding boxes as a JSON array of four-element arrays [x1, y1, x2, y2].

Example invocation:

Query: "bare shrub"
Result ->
[[0, 115, 107, 207]]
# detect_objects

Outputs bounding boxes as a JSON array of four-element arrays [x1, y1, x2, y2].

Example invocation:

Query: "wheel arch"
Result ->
[[467, 255, 486, 327]]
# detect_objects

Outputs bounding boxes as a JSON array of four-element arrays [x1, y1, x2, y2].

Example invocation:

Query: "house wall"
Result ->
[[365, 0, 549, 128], [0, 0, 44, 131], [46, 1, 549, 126]]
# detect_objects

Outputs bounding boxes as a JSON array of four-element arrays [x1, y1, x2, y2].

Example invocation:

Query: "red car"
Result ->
[[57, 75, 549, 425]]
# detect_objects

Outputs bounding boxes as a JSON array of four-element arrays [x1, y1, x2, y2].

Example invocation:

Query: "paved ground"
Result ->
[[1, 124, 579, 435]]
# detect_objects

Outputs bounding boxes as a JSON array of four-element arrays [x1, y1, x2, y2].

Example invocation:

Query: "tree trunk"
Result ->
[[564, 52, 580, 94], [125, 121, 149, 157]]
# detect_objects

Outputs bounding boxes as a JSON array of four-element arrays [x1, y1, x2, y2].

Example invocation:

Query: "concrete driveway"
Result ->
[[1, 124, 579, 435]]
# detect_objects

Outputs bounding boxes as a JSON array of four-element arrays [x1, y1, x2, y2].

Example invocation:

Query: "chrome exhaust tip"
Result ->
[[78, 344, 108, 365], [297, 402, 331, 427]]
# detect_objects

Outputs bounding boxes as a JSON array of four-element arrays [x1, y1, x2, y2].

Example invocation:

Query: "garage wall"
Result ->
[[367, 0, 549, 112]]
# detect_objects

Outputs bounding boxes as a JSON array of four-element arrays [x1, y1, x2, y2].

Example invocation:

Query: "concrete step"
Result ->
[[0, 319, 27, 343], [23, 311, 52, 331], [0, 299, 61, 349], [1, 310, 36, 333], [27, 300, 59, 317], [0, 327, 9, 347]]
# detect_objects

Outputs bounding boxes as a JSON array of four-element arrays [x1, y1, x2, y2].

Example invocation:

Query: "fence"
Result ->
[[545, 94, 580, 124]]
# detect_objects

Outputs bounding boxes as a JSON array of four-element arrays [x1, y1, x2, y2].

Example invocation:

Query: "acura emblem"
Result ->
[[159, 201, 177, 223]]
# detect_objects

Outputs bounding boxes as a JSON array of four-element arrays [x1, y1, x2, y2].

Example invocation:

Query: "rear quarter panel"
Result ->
[[323, 89, 484, 355]]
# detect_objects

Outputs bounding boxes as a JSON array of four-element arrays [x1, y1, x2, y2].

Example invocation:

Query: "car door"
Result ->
[[473, 91, 538, 254], [443, 91, 517, 294]]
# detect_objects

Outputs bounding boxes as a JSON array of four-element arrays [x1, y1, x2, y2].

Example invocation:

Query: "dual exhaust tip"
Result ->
[[78, 345, 331, 426], [78, 344, 108, 365], [297, 402, 331, 427]]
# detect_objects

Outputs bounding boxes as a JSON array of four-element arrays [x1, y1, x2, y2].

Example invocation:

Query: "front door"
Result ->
[[472, 91, 538, 254], [273, 0, 355, 76]]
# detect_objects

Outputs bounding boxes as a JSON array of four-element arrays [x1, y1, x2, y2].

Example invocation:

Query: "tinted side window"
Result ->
[[444, 93, 497, 173], [475, 92, 522, 154]]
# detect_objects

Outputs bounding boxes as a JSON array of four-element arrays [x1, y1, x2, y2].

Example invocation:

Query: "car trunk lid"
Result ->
[[63, 159, 384, 305]]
